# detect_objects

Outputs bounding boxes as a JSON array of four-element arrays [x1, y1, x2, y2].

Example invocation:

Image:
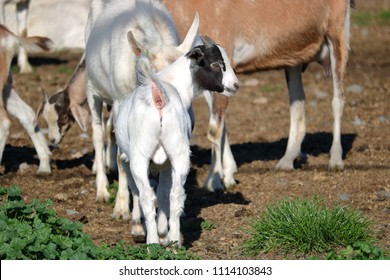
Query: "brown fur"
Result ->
[[163, 0, 336, 73], [162, 0, 351, 184]]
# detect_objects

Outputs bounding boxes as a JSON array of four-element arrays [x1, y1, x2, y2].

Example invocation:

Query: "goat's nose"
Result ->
[[233, 82, 240, 91]]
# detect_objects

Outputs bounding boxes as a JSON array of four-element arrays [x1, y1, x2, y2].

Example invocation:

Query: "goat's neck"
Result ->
[[157, 57, 199, 110]]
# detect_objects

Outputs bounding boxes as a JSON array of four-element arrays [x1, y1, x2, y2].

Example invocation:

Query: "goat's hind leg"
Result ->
[[112, 151, 131, 220], [327, 38, 347, 170], [163, 142, 190, 246], [157, 167, 171, 245], [4, 86, 51, 173], [130, 156, 158, 244], [119, 156, 146, 242]]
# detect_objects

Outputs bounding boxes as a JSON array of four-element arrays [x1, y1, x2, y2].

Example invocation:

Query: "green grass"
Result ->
[[352, 10, 390, 26], [241, 197, 375, 257], [0, 185, 198, 260], [260, 84, 284, 93], [56, 65, 73, 74]]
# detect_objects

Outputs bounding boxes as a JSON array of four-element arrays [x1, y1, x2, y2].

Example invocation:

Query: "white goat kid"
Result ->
[[85, 0, 200, 203], [0, 0, 32, 73], [115, 35, 238, 245], [0, 24, 52, 173]]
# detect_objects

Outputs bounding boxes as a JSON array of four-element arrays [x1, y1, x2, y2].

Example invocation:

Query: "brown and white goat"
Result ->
[[0, 0, 32, 73], [0, 24, 52, 173], [163, 0, 351, 191], [36, 59, 89, 146]]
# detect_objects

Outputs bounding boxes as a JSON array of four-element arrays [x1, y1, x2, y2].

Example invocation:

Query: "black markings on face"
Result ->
[[187, 44, 226, 93]]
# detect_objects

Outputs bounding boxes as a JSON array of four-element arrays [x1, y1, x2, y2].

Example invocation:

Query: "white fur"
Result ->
[[85, 0, 199, 204], [0, 25, 52, 173], [115, 46, 237, 245]]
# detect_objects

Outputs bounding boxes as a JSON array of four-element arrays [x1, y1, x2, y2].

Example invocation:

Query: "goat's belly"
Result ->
[[151, 145, 168, 166]]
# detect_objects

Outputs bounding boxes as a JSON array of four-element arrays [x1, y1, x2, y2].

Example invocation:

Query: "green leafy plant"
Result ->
[[200, 220, 216, 230], [325, 241, 389, 260], [241, 197, 374, 257], [0, 185, 197, 260]]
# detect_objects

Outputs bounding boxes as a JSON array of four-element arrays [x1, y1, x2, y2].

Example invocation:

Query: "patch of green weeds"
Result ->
[[0, 185, 197, 260]]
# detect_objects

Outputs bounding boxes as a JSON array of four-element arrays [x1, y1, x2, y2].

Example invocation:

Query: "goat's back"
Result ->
[[164, 0, 348, 73], [85, 0, 181, 101]]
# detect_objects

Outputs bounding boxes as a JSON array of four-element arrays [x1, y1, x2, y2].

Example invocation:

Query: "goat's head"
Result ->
[[187, 36, 239, 96], [36, 59, 89, 146], [36, 90, 89, 146]]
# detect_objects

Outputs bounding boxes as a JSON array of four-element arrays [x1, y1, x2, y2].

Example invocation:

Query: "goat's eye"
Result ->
[[210, 62, 221, 71]]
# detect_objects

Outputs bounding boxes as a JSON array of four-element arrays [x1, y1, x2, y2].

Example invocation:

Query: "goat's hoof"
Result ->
[[132, 234, 146, 243], [275, 159, 294, 171], [223, 176, 237, 189], [159, 235, 169, 246], [37, 163, 51, 175], [204, 176, 224, 192], [132, 222, 146, 243], [112, 210, 130, 221], [37, 168, 51, 175], [19, 64, 33, 74], [95, 190, 110, 203], [328, 162, 344, 171]]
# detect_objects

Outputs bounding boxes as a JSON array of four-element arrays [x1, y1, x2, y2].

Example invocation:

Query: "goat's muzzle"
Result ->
[[224, 82, 239, 96]]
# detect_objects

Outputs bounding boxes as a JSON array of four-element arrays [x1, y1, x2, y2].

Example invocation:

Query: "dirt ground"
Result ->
[[1, 2, 389, 259]]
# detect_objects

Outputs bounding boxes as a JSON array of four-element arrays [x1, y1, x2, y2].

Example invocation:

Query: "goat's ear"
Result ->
[[187, 47, 204, 64], [70, 104, 90, 131], [34, 90, 49, 126], [34, 90, 49, 125], [56, 91, 68, 107], [177, 12, 199, 54], [127, 30, 142, 57]]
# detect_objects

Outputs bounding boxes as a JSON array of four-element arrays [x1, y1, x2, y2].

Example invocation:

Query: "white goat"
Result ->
[[0, 0, 31, 73], [85, 0, 202, 204], [164, 0, 352, 191], [115, 35, 238, 245], [0, 24, 52, 173]]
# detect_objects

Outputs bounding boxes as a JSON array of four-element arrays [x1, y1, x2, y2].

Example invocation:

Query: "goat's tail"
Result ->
[[0, 24, 53, 55], [135, 53, 154, 87], [19, 36, 54, 53], [135, 53, 166, 115]]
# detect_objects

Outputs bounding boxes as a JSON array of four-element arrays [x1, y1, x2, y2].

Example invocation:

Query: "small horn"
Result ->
[[200, 35, 214, 49]]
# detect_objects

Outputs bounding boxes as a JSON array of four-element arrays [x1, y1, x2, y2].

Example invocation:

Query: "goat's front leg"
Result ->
[[276, 65, 306, 170], [204, 92, 237, 191], [16, 0, 32, 73], [5, 86, 51, 174], [87, 89, 110, 202]]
